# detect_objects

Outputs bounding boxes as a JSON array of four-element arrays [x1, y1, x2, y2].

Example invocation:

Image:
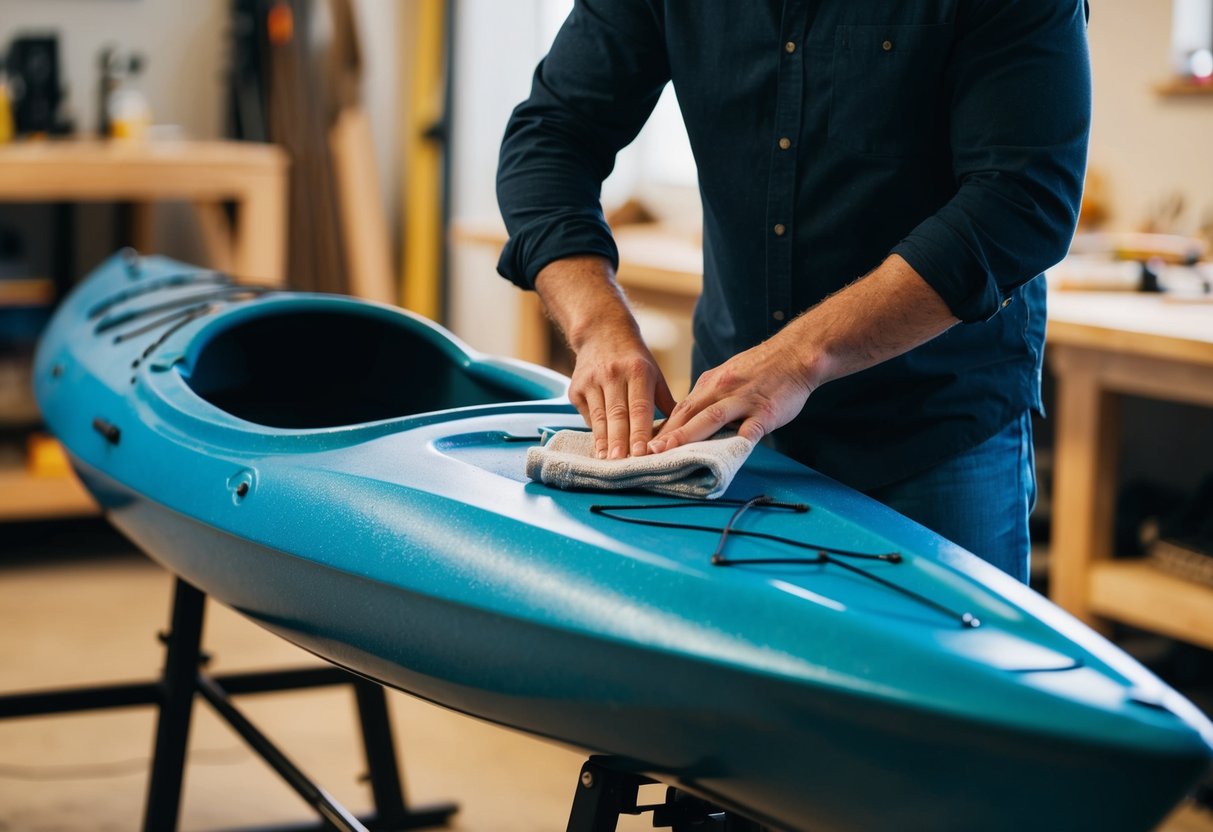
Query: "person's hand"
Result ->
[[648, 335, 813, 453], [570, 325, 677, 459], [532, 255, 677, 458]]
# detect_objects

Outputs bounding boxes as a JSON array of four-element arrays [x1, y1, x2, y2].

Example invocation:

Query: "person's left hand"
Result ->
[[647, 335, 817, 453]]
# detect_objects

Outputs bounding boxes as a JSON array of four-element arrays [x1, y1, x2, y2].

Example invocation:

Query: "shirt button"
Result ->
[[773, 223, 786, 236], [882, 40, 893, 51], [772, 310, 786, 322], [1001, 297, 1013, 308], [784, 41, 796, 54], [778, 137, 791, 150]]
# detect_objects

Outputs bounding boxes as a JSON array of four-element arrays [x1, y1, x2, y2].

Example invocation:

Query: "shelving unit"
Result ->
[[1155, 78, 1213, 97], [0, 138, 288, 524]]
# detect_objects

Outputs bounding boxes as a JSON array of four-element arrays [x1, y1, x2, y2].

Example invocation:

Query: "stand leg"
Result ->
[[143, 577, 207, 832], [352, 679, 459, 831], [354, 679, 410, 823], [4, 573, 457, 831]]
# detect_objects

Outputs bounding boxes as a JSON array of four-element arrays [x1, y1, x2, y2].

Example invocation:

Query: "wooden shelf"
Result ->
[[0, 465, 98, 522], [1154, 78, 1213, 97], [1088, 560, 1213, 651]]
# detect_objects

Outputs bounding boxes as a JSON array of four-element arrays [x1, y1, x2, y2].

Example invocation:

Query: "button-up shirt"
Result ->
[[496, 0, 1091, 490]]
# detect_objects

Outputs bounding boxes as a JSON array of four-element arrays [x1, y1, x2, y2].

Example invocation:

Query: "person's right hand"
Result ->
[[533, 255, 676, 459], [569, 325, 677, 459]]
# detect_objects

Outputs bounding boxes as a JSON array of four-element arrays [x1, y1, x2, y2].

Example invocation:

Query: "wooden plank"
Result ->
[[400, 0, 447, 319], [331, 107, 396, 304], [1089, 561, 1213, 652], [0, 140, 288, 201]]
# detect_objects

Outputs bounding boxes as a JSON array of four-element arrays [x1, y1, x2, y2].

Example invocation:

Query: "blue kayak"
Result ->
[[35, 253, 1213, 831]]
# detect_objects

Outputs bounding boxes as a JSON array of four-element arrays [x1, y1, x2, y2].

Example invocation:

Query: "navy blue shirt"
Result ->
[[497, 0, 1091, 491]]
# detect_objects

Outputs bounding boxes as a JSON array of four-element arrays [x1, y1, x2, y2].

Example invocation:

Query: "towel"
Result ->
[[525, 427, 754, 500]]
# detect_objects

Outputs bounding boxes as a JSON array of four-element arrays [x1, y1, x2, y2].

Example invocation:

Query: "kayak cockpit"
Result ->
[[181, 305, 554, 429]]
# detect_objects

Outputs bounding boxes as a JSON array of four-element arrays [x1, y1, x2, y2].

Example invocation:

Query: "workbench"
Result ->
[[1047, 290, 1213, 649], [0, 138, 289, 521]]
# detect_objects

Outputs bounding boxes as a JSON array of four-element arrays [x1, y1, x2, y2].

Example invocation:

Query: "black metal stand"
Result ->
[[0, 576, 458, 832], [565, 756, 766, 832]]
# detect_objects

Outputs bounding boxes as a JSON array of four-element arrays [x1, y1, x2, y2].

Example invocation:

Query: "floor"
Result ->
[[1, 520, 1211, 832]]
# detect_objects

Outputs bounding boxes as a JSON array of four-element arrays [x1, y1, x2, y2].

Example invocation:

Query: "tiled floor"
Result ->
[[1, 520, 1210, 832]]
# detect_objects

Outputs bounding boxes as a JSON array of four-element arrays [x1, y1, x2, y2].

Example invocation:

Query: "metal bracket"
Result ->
[[565, 756, 768, 832]]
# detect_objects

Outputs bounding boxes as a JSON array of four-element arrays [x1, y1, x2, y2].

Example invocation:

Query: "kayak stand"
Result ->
[[0, 576, 458, 832], [566, 756, 768, 832]]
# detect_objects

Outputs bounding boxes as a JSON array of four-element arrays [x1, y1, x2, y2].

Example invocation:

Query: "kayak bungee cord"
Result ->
[[589, 497, 888, 561], [112, 301, 224, 344], [87, 270, 234, 319], [590, 497, 981, 629], [131, 303, 223, 365], [94, 285, 276, 335]]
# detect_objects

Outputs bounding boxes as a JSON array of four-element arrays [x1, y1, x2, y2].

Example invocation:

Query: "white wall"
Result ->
[[0, 0, 227, 140], [1088, 0, 1213, 232], [447, 0, 548, 357], [447, 0, 697, 358], [1, 0, 401, 264]]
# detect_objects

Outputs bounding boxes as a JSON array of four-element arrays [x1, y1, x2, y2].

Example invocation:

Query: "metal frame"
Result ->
[[0, 576, 457, 832]]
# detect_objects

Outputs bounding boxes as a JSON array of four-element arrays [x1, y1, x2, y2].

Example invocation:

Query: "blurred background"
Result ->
[[1, 1, 1213, 829]]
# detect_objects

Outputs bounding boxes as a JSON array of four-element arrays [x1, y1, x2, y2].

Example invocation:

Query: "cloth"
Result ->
[[525, 428, 754, 500], [496, 0, 1090, 491], [864, 412, 1036, 584]]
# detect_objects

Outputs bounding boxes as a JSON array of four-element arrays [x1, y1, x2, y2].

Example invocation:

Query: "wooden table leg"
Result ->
[[193, 201, 236, 275], [1048, 346, 1121, 627], [233, 175, 287, 285]]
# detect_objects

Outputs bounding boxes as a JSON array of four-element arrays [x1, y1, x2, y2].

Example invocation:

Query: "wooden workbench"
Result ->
[[0, 139, 288, 284], [1046, 291, 1213, 649], [0, 138, 289, 522]]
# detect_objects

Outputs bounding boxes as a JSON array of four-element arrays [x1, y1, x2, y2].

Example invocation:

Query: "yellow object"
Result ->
[[26, 434, 72, 478], [0, 78, 13, 143], [400, 0, 447, 320], [108, 89, 152, 141]]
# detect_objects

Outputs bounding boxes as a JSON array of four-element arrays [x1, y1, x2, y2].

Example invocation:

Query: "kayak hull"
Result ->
[[37, 254, 1213, 831]]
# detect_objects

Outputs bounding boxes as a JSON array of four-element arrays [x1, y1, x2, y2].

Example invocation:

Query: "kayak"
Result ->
[[35, 252, 1213, 832]]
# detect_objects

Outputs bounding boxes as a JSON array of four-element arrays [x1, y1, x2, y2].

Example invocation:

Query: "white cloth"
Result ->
[[525, 427, 754, 500]]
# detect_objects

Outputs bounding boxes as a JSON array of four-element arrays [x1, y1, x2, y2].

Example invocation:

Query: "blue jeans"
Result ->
[[863, 412, 1036, 583]]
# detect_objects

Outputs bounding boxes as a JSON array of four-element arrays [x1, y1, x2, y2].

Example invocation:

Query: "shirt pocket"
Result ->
[[828, 23, 953, 158]]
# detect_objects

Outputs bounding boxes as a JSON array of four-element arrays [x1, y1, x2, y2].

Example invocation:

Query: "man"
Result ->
[[496, 1, 1091, 582]]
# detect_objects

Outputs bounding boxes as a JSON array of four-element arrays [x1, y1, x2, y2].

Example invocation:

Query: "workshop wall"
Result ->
[[1088, 0, 1213, 233], [0, 0, 401, 278]]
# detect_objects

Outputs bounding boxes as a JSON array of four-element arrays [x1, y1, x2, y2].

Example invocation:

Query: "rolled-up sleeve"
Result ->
[[496, 0, 670, 289], [890, 0, 1091, 323]]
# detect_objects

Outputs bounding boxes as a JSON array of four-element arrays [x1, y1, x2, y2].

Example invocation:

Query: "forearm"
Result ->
[[534, 256, 640, 350], [791, 254, 959, 391], [649, 254, 958, 452]]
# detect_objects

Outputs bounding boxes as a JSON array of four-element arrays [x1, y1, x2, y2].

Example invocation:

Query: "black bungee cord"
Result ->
[[590, 495, 981, 628], [94, 285, 275, 335], [87, 270, 234, 319]]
